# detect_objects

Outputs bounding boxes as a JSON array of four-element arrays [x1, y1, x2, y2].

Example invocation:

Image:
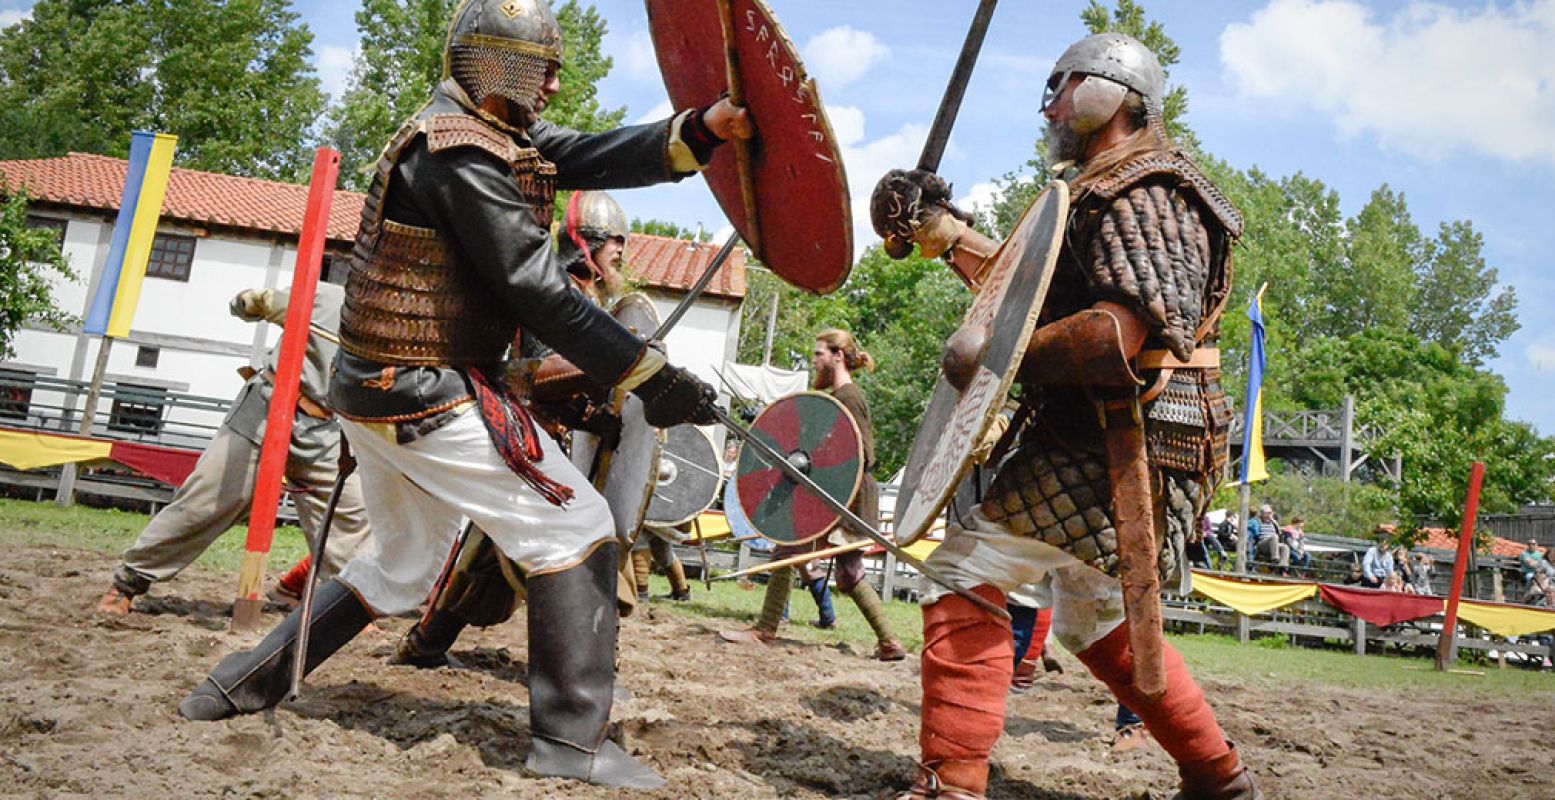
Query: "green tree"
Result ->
[[325, 0, 625, 190], [0, 0, 325, 180], [0, 189, 76, 359], [1407, 220, 1519, 365], [630, 219, 711, 242]]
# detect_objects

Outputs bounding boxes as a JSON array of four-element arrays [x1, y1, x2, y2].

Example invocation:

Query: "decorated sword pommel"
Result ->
[[941, 324, 990, 393]]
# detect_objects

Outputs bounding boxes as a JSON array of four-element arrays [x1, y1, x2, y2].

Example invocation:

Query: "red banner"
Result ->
[[107, 441, 200, 488], [1318, 584, 1444, 628]]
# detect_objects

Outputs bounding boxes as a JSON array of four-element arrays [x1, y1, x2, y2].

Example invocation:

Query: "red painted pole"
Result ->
[[231, 147, 341, 631], [1435, 461, 1485, 671]]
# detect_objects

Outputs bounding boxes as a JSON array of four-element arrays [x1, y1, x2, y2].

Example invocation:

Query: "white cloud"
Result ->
[[840, 122, 929, 256], [622, 29, 659, 82], [0, 8, 31, 28], [633, 98, 673, 125], [962, 181, 1003, 216], [1529, 341, 1555, 372], [317, 45, 357, 102], [826, 104, 865, 148], [802, 26, 889, 89], [1220, 0, 1555, 169]]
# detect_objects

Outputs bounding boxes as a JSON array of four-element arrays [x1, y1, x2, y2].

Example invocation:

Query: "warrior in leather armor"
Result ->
[[872, 33, 1260, 800], [176, 2, 751, 790]]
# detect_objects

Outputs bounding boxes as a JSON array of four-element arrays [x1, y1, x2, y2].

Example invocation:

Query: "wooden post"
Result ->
[[1435, 461, 1485, 671], [1339, 394, 1354, 482], [55, 337, 115, 507], [1236, 612, 1250, 644], [1352, 616, 1366, 655], [231, 147, 339, 631], [881, 550, 898, 601], [1233, 482, 1251, 574], [760, 290, 779, 366]]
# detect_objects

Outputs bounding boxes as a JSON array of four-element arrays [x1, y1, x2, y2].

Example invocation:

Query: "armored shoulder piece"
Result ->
[[1086, 149, 1243, 238], [1076, 153, 1242, 361], [423, 113, 527, 162]]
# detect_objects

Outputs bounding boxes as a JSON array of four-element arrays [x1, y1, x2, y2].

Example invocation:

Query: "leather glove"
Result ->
[[229, 289, 267, 321], [869, 168, 972, 259], [633, 363, 717, 428]]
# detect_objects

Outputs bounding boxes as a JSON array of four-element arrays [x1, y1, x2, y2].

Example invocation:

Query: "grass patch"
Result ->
[[0, 498, 311, 574]]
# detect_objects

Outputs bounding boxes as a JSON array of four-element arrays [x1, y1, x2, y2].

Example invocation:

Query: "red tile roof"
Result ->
[[0, 152, 747, 299], [1417, 528, 1526, 558], [0, 152, 364, 244], [627, 233, 747, 300]]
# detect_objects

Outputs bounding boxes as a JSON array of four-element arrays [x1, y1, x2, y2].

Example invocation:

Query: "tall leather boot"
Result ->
[[1075, 625, 1262, 800], [178, 580, 374, 720], [524, 544, 664, 789], [390, 608, 468, 669], [908, 584, 1012, 799]]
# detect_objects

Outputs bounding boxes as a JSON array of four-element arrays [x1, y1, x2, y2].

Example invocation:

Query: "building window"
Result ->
[[146, 233, 196, 282], [24, 215, 68, 248], [135, 346, 160, 368], [0, 369, 34, 421], [322, 253, 352, 285], [109, 384, 167, 436]]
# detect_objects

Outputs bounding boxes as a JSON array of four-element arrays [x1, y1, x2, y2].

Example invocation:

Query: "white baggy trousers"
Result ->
[[337, 409, 614, 615]]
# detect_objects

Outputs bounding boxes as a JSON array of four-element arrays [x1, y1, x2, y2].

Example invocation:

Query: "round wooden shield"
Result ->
[[645, 423, 722, 527], [735, 391, 863, 545], [892, 182, 1071, 545], [646, 0, 852, 295], [571, 293, 663, 545]]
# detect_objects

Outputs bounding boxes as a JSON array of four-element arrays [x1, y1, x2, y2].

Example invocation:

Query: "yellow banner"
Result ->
[[690, 511, 733, 542], [1457, 600, 1555, 638], [1243, 391, 1269, 483], [1192, 571, 1316, 616], [107, 133, 178, 338], [0, 430, 113, 470], [901, 537, 940, 562]]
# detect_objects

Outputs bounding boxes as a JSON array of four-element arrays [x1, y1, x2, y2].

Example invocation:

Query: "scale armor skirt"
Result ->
[[980, 432, 1202, 586]]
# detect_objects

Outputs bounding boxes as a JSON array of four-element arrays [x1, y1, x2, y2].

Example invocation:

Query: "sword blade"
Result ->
[[651, 235, 742, 342], [713, 406, 1008, 620], [918, 0, 1000, 172]]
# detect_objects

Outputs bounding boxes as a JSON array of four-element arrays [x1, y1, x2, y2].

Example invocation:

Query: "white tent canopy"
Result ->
[[721, 362, 808, 405]]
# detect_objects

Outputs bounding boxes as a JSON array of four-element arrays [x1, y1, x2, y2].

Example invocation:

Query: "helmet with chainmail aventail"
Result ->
[[445, 0, 564, 114], [567, 190, 628, 250]]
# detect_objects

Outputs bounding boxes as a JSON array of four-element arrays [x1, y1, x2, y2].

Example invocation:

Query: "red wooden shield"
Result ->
[[645, 0, 852, 295], [893, 181, 1070, 545], [734, 392, 862, 545]]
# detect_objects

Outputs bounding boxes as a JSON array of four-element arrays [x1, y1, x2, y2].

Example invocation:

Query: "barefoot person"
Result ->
[[873, 32, 1259, 799], [175, 1, 749, 790], [720, 329, 906, 662]]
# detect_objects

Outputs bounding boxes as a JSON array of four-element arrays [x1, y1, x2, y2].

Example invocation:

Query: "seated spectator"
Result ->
[[1252, 504, 1290, 572], [1186, 518, 1212, 571], [1216, 512, 1240, 555], [1381, 571, 1405, 593], [1518, 539, 1545, 584], [1524, 548, 1555, 607], [1282, 516, 1311, 570], [1361, 525, 1396, 588], [1408, 551, 1434, 595], [1342, 563, 1365, 586], [1394, 545, 1414, 587]]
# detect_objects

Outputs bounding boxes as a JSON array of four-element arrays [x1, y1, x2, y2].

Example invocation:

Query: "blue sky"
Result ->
[[4, 0, 1551, 434]]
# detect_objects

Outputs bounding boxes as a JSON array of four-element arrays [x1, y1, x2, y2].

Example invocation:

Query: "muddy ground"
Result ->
[[0, 542, 1546, 799]]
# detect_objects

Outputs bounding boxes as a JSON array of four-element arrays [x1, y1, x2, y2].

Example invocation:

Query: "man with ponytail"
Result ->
[[720, 329, 907, 662], [871, 32, 1259, 800]]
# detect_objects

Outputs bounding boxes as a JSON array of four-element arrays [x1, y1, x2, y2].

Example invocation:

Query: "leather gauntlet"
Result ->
[[633, 364, 718, 428]]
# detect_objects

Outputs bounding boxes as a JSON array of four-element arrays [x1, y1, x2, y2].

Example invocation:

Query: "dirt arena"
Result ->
[[1, 541, 1547, 799]]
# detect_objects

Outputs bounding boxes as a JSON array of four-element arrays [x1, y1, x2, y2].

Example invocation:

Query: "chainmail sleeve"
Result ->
[[1084, 179, 1213, 361]]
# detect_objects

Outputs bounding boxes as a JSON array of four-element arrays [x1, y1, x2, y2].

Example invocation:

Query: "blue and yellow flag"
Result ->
[[1239, 284, 1269, 484], [83, 131, 178, 338]]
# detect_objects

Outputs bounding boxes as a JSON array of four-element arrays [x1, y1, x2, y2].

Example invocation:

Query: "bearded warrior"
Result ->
[[872, 33, 1259, 800], [176, 1, 750, 789]]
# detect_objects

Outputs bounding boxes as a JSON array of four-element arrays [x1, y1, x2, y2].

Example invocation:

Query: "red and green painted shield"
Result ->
[[734, 391, 863, 545]]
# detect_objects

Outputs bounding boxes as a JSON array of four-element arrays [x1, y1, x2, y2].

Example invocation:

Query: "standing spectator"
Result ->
[[1407, 552, 1434, 595], [1252, 504, 1290, 571], [1361, 526, 1396, 588], [1282, 516, 1311, 570]]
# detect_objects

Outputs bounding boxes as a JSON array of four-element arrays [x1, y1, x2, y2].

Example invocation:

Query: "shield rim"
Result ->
[[736, 390, 864, 546], [644, 424, 723, 527], [589, 292, 664, 545], [645, 0, 853, 295], [892, 181, 1071, 546]]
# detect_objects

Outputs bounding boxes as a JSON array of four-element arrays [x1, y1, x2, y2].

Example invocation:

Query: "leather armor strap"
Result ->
[[1136, 348, 1219, 370], [1100, 398, 1167, 700]]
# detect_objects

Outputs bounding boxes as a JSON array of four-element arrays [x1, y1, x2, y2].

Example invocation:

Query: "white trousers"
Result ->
[[922, 508, 1126, 653], [337, 409, 613, 615]]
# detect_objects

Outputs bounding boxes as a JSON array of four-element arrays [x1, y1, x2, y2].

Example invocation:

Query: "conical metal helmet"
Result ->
[[445, 0, 564, 115], [569, 190, 628, 246], [1042, 33, 1165, 115]]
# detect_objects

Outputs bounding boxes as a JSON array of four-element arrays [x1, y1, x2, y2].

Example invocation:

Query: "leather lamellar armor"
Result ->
[[983, 148, 1241, 578], [340, 114, 557, 367]]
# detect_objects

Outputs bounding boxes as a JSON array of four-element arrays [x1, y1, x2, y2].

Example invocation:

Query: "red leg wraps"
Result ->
[[1075, 624, 1229, 767], [1028, 607, 1053, 661], [278, 556, 312, 597], [919, 585, 1012, 794]]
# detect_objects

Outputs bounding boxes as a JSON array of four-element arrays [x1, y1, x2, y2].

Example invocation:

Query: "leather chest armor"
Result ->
[[340, 113, 558, 367]]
